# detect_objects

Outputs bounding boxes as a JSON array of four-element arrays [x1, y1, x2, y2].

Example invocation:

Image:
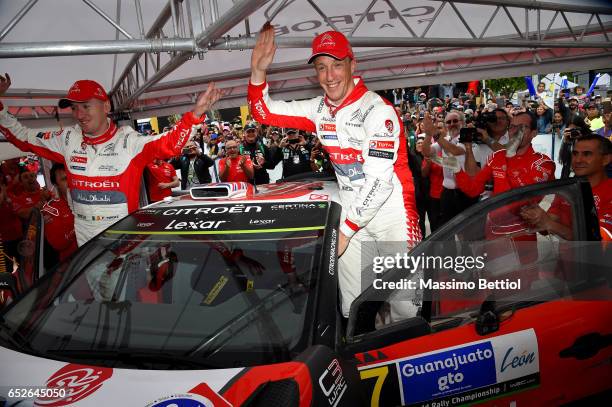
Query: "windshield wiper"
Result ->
[[188, 284, 294, 360], [45, 348, 219, 369]]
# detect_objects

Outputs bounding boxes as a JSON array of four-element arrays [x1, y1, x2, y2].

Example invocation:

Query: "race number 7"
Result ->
[[360, 366, 389, 407]]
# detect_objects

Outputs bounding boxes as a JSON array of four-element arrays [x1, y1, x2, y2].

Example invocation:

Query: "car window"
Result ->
[[349, 180, 607, 335], [0, 202, 331, 369]]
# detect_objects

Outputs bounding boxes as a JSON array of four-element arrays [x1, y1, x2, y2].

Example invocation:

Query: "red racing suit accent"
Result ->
[[248, 76, 420, 317], [455, 146, 555, 199], [146, 160, 176, 202], [0, 103, 203, 245], [41, 196, 77, 261]]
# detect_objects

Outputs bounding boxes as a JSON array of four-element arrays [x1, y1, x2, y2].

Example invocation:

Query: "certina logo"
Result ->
[[72, 179, 119, 189], [272, 203, 318, 210], [369, 140, 394, 150], [368, 149, 394, 160], [254, 100, 267, 119]]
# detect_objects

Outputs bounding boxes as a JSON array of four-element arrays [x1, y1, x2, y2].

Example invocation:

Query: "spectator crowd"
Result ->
[[1, 77, 611, 274]]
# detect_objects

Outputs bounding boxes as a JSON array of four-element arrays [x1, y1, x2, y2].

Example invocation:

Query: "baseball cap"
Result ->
[[244, 123, 257, 131], [464, 109, 474, 115], [419, 92, 427, 98], [308, 31, 354, 64], [584, 102, 598, 109], [58, 80, 109, 108]]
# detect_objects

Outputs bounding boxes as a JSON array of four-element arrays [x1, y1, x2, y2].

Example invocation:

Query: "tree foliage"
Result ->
[[487, 76, 526, 99]]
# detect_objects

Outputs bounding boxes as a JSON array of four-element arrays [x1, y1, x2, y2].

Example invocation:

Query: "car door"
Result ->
[[343, 178, 611, 406]]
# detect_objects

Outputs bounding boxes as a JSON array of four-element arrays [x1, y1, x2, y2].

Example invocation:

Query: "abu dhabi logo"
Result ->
[[69, 83, 81, 93]]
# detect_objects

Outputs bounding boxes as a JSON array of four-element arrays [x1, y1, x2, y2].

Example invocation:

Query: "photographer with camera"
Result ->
[[455, 111, 554, 199], [462, 109, 510, 180], [558, 115, 592, 179], [270, 129, 319, 179]]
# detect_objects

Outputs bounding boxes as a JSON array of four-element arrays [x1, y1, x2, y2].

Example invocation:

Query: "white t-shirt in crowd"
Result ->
[[431, 134, 465, 189]]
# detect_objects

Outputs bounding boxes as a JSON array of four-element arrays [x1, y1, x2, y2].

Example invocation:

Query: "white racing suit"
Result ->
[[0, 102, 203, 245], [248, 77, 421, 317]]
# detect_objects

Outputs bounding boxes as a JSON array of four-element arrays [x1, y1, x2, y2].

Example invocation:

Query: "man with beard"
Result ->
[[239, 122, 273, 184], [567, 97, 583, 120], [172, 141, 214, 190], [422, 110, 475, 225], [454, 112, 555, 199]]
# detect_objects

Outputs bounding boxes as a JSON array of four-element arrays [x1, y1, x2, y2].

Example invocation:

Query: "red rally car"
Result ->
[[0, 177, 610, 406]]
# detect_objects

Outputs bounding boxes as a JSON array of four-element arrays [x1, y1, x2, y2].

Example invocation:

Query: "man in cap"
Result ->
[[585, 102, 604, 131], [0, 74, 221, 245], [248, 24, 420, 318], [240, 122, 274, 184]]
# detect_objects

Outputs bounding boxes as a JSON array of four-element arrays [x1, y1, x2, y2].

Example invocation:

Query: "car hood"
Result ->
[[0, 345, 240, 406]]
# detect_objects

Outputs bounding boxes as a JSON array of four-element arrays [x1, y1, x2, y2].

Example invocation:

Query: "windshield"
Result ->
[[0, 202, 330, 369]]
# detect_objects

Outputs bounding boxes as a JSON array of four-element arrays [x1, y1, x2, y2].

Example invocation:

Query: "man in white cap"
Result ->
[[248, 24, 421, 318], [0, 74, 221, 245]]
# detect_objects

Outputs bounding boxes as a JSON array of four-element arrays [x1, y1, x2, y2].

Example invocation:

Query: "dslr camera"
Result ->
[[459, 127, 485, 144], [474, 111, 497, 130]]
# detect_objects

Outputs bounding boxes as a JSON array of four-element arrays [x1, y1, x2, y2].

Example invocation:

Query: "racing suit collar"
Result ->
[[324, 76, 367, 118], [81, 120, 117, 145]]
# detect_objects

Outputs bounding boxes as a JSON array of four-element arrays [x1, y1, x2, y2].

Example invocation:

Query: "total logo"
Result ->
[[369, 140, 394, 150]]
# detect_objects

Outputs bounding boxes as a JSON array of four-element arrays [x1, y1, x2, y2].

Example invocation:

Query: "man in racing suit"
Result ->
[[249, 24, 421, 318], [0, 74, 221, 245]]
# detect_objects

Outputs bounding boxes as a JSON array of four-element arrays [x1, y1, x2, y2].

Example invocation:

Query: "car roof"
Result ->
[[147, 180, 341, 209]]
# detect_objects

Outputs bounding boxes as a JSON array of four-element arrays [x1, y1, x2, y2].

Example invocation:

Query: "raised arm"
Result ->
[[247, 25, 317, 132]]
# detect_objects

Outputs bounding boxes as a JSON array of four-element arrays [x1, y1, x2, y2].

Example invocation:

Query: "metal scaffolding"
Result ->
[[1, 0, 611, 118]]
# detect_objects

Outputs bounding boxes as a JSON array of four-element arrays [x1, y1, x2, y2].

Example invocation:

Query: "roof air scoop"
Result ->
[[189, 182, 253, 199]]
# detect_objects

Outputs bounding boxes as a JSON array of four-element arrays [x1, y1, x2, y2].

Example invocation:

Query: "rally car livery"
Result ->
[[0, 178, 610, 406]]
